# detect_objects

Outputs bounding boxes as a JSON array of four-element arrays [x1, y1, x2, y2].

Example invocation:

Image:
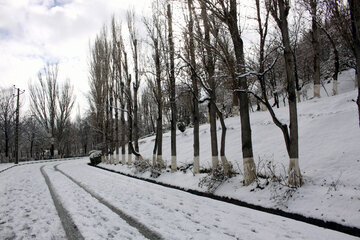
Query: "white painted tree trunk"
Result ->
[[261, 102, 267, 111], [232, 106, 238, 116], [105, 154, 109, 164], [212, 156, 219, 169], [243, 157, 257, 186], [171, 156, 177, 172], [109, 154, 113, 164], [220, 156, 230, 176], [121, 154, 126, 165], [101, 155, 104, 163], [193, 156, 200, 174], [333, 80, 338, 95], [152, 154, 157, 167], [288, 158, 302, 187], [157, 155, 164, 168], [115, 154, 119, 165], [127, 154, 132, 166], [314, 84, 320, 98]]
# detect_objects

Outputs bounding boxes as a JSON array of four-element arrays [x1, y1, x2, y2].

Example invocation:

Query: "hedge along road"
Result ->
[[55, 159, 358, 240]]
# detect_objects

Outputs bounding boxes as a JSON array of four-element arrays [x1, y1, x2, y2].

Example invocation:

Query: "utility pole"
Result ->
[[14, 86, 25, 164]]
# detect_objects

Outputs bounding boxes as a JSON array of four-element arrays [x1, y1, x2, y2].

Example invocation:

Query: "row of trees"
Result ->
[[2, 0, 358, 188], [86, 0, 359, 187], [0, 65, 87, 162]]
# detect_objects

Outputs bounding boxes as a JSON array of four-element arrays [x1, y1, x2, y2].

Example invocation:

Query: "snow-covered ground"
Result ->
[[0, 69, 358, 239], [0, 159, 358, 239], [0, 163, 14, 172], [0, 163, 66, 239], [99, 69, 360, 228]]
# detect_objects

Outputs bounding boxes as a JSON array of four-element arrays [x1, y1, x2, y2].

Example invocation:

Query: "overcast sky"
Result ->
[[0, 0, 262, 117], [0, 0, 151, 115]]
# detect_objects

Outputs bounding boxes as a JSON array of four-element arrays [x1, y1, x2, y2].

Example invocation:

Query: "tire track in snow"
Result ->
[[54, 163, 163, 240], [93, 164, 360, 238], [40, 165, 85, 240], [0, 157, 83, 174]]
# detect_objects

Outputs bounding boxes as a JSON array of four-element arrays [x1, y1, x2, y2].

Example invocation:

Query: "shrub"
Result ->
[[89, 150, 102, 166], [177, 122, 186, 132]]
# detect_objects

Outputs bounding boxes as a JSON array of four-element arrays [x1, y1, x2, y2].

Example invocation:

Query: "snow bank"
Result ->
[[98, 69, 360, 228]]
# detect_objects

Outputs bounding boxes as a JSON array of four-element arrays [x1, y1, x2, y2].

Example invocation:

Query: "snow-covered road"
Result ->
[[0, 158, 357, 240]]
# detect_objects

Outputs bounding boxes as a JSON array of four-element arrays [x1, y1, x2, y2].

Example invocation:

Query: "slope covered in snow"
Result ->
[[100, 69, 360, 228]]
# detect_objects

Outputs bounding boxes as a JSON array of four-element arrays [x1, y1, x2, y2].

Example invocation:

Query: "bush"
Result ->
[[177, 122, 186, 132], [89, 150, 102, 166]]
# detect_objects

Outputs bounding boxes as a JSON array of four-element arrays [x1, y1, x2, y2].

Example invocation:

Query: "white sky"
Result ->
[[0, 0, 270, 117], [0, 0, 151, 116]]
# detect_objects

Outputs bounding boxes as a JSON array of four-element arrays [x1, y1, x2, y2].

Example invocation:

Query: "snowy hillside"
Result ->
[[100, 69, 360, 228]]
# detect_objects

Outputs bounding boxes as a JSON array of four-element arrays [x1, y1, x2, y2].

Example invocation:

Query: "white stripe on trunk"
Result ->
[[115, 154, 119, 165], [314, 84, 320, 98], [121, 154, 126, 165], [193, 156, 200, 174], [171, 156, 177, 172], [212, 156, 219, 169]]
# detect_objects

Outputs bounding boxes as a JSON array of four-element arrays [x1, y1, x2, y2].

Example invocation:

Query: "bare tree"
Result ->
[[267, 0, 302, 186], [111, 16, 120, 164], [29, 64, 58, 158], [167, 3, 178, 172], [123, 47, 133, 165], [29, 64, 76, 158], [187, 0, 201, 174], [303, 0, 321, 98], [127, 10, 141, 154], [144, 1, 166, 168], [200, 0, 257, 185], [200, 1, 219, 170], [349, 0, 360, 127], [0, 88, 16, 162], [56, 80, 75, 157]]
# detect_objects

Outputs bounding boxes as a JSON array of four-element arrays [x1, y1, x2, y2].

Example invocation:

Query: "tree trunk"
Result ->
[[109, 69, 114, 164], [124, 52, 133, 165], [168, 4, 177, 172], [133, 40, 139, 154], [152, 128, 158, 167], [115, 81, 119, 164], [276, 0, 301, 186], [30, 133, 34, 158], [311, 0, 321, 98], [121, 98, 126, 165], [209, 102, 219, 168], [293, 48, 301, 102], [227, 0, 256, 185], [215, 106, 229, 176], [5, 120, 9, 161], [349, 0, 360, 127], [319, 23, 339, 96], [201, 2, 219, 170], [154, 39, 164, 168], [188, 0, 200, 174]]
